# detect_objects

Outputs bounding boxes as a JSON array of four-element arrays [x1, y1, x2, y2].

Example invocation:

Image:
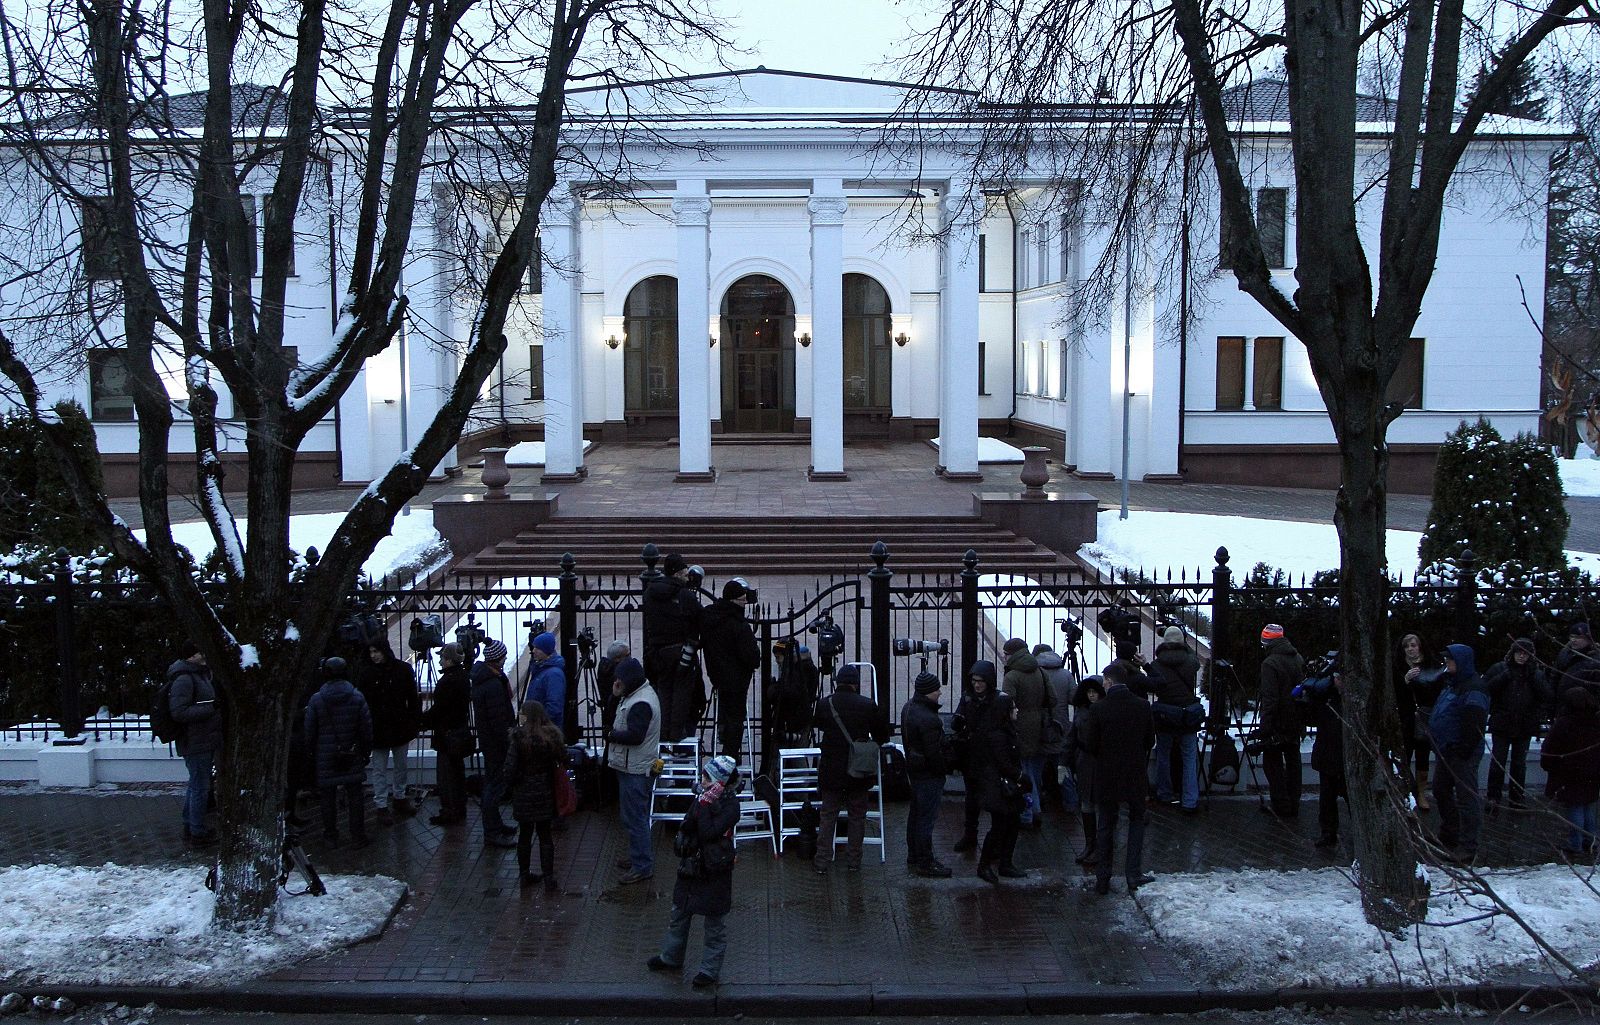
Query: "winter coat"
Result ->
[[421, 662, 471, 751], [1309, 679, 1345, 777], [167, 658, 223, 759], [1540, 707, 1600, 806], [642, 576, 700, 653], [1036, 650, 1075, 756], [1067, 676, 1106, 804], [1258, 638, 1307, 746], [1146, 642, 1202, 708], [304, 678, 373, 786], [900, 693, 950, 781], [1556, 645, 1600, 696], [699, 598, 761, 693], [672, 785, 742, 918], [956, 663, 1022, 814], [813, 687, 892, 793], [1002, 649, 1053, 758], [503, 727, 565, 823], [1428, 644, 1490, 759], [608, 681, 661, 775], [1077, 683, 1154, 805], [470, 662, 516, 770], [1483, 655, 1553, 738], [522, 653, 568, 731], [356, 655, 421, 749]]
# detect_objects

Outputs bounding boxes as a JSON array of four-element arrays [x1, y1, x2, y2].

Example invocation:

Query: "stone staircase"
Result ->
[[449, 514, 1080, 580]]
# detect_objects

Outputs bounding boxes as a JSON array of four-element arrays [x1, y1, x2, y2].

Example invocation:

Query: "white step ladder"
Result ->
[[649, 738, 699, 828]]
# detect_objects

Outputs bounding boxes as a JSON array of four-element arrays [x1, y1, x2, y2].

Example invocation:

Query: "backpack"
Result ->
[[151, 676, 187, 745], [1208, 731, 1241, 787]]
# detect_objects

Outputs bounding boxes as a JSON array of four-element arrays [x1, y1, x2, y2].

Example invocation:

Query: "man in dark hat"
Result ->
[[470, 637, 518, 847], [811, 663, 891, 873], [700, 577, 762, 758], [901, 670, 953, 878], [1080, 660, 1155, 894], [643, 552, 703, 742], [609, 657, 660, 884]]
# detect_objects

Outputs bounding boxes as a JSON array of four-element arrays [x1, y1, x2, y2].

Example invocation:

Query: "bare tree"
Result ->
[[896, 0, 1595, 929], [0, 0, 727, 926]]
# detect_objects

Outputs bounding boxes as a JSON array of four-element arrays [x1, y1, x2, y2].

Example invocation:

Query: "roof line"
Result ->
[[565, 66, 977, 99]]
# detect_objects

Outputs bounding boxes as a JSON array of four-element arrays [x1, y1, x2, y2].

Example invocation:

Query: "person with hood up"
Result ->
[[168, 646, 223, 847], [1257, 624, 1306, 819], [356, 638, 421, 823], [955, 659, 1025, 883], [649, 755, 743, 988], [470, 638, 519, 848], [1033, 644, 1077, 811], [642, 553, 703, 743], [523, 632, 567, 734], [1540, 687, 1600, 859], [811, 663, 892, 874], [1428, 642, 1491, 861], [1556, 623, 1600, 696], [1143, 626, 1204, 812], [305, 656, 374, 849], [700, 578, 762, 758], [1067, 674, 1106, 865], [1482, 637, 1552, 811], [1001, 637, 1054, 827], [1080, 660, 1156, 894]]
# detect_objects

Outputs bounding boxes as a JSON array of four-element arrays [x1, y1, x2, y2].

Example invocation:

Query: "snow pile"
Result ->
[[928, 437, 1026, 463], [504, 439, 593, 466], [1138, 865, 1600, 988], [141, 510, 449, 582], [1560, 455, 1600, 498], [0, 864, 405, 986]]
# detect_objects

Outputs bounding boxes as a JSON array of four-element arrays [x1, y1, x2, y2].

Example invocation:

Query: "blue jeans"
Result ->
[[617, 771, 655, 876], [1020, 756, 1045, 824], [183, 753, 213, 834], [1154, 730, 1199, 809], [906, 776, 943, 865], [660, 903, 727, 980], [1562, 802, 1598, 854]]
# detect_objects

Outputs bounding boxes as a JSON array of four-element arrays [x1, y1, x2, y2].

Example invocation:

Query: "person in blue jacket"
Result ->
[[1428, 643, 1491, 862], [523, 632, 567, 733]]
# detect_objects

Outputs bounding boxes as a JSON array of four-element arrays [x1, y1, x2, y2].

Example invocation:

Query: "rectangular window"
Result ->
[[1019, 341, 1031, 395], [1038, 340, 1049, 396], [239, 195, 259, 278], [1018, 229, 1031, 289], [1252, 336, 1284, 410], [1215, 336, 1246, 410], [978, 341, 988, 395], [81, 198, 119, 281], [1385, 337, 1425, 409], [1257, 188, 1287, 269], [978, 235, 987, 293], [527, 233, 542, 295], [1059, 213, 1072, 283], [88, 348, 136, 421], [528, 344, 545, 400], [1036, 226, 1048, 285], [1058, 337, 1070, 399]]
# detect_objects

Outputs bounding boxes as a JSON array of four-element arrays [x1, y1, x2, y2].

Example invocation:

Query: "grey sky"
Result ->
[[724, 0, 936, 81]]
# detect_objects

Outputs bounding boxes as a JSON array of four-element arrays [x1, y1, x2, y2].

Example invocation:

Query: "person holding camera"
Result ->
[[1483, 637, 1552, 812], [1144, 626, 1204, 812], [1429, 643, 1490, 862], [305, 656, 373, 849], [812, 664, 892, 874], [356, 638, 421, 823], [901, 670, 954, 878], [954, 659, 1025, 883], [471, 638, 519, 848], [1080, 660, 1156, 894], [1001, 638, 1054, 828], [1257, 624, 1307, 819], [422, 642, 472, 826], [649, 755, 742, 988], [643, 553, 703, 743], [523, 632, 567, 733], [168, 646, 222, 847], [700, 578, 762, 758]]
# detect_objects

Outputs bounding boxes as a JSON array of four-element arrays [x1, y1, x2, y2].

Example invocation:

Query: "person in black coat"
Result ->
[[1397, 632, 1444, 812], [470, 638, 518, 847], [1302, 666, 1346, 849], [811, 663, 892, 873], [357, 639, 422, 821], [1068, 675, 1106, 866], [1483, 637, 1553, 810], [421, 642, 472, 826], [700, 578, 762, 758], [305, 656, 374, 849], [900, 670, 953, 878], [1257, 624, 1307, 819], [954, 659, 1025, 883], [503, 700, 567, 889], [1540, 687, 1600, 858], [649, 755, 743, 988], [642, 554, 704, 743], [168, 649, 223, 847], [1079, 660, 1155, 895], [1144, 627, 1204, 811]]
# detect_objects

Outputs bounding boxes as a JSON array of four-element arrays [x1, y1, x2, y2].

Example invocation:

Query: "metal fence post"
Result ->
[[558, 552, 579, 744], [960, 548, 979, 692], [1209, 546, 1231, 726], [54, 547, 83, 742], [1454, 547, 1478, 644], [868, 541, 891, 696]]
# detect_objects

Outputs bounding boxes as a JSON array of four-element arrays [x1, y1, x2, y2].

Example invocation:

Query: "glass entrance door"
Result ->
[[719, 275, 796, 433]]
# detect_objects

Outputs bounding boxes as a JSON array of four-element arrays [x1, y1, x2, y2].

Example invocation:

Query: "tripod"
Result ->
[[204, 830, 325, 897], [1201, 657, 1267, 805]]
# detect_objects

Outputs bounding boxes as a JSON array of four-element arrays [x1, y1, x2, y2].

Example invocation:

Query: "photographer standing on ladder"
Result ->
[[700, 578, 762, 759], [643, 553, 703, 744]]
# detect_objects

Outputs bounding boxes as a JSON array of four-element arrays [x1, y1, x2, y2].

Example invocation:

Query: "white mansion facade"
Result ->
[[16, 70, 1561, 494]]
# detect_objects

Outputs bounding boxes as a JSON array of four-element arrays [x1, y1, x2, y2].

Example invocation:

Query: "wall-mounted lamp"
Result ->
[[894, 332, 911, 348], [605, 335, 620, 350], [798, 332, 811, 348], [709, 335, 718, 349]]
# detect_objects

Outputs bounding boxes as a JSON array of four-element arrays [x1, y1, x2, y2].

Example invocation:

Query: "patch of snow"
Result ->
[[504, 439, 594, 467], [1139, 864, 1600, 988], [0, 864, 405, 986], [137, 510, 450, 582], [284, 621, 300, 642], [1559, 456, 1600, 498], [238, 643, 259, 670], [929, 436, 1026, 463]]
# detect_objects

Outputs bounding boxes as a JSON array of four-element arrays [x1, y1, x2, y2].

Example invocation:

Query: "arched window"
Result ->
[[843, 273, 891, 409], [624, 276, 677, 412]]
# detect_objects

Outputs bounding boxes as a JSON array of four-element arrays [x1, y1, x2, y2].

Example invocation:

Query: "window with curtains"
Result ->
[[842, 273, 892, 408], [1215, 335, 1285, 410], [623, 275, 678, 411], [1215, 337, 1246, 410]]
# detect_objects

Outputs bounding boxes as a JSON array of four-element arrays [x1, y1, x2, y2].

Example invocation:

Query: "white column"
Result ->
[[338, 369, 373, 483], [1242, 338, 1256, 412], [540, 184, 585, 481], [937, 185, 982, 479], [674, 181, 714, 480], [808, 180, 848, 480]]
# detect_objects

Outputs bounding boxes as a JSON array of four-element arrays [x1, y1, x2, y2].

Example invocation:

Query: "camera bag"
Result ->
[[826, 695, 880, 779]]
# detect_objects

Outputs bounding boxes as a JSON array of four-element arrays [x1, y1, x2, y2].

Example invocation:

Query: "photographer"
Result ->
[[700, 579, 762, 758], [811, 664, 892, 874], [1080, 660, 1156, 895], [1098, 600, 1144, 662], [643, 553, 703, 743], [901, 671, 954, 878], [523, 632, 567, 732], [1257, 624, 1306, 819], [1296, 658, 1346, 849], [954, 660, 1025, 884], [1429, 643, 1490, 862], [421, 642, 472, 826], [1144, 627, 1204, 812]]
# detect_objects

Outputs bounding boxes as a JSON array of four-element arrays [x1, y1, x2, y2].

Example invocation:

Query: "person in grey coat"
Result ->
[[168, 648, 223, 847], [305, 656, 374, 849]]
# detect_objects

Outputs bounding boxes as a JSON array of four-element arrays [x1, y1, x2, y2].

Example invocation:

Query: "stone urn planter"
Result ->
[[480, 447, 511, 500], [1019, 446, 1050, 498]]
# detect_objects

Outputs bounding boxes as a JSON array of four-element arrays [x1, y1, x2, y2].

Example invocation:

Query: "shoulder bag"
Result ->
[[827, 696, 881, 779]]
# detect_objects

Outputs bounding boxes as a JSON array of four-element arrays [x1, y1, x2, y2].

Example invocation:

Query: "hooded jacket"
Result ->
[[642, 576, 700, 653], [1036, 649, 1075, 756], [1482, 648, 1552, 738], [1145, 641, 1202, 708], [1258, 637, 1306, 744], [522, 651, 568, 731], [1002, 648, 1053, 758], [1429, 644, 1490, 758], [356, 651, 421, 749], [699, 597, 761, 691], [167, 658, 223, 759], [305, 677, 373, 786]]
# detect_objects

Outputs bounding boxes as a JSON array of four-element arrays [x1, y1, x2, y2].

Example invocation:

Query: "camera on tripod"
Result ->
[[1293, 651, 1340, 705], [1056, 615, 1084, 648], [576, 625, 597, 670], [1097, 602, 1143, 659], [811, 614, 845, 660], [892, 637, 948, 657], [455, 615, 486, 656], [409, 614, 444, 654]]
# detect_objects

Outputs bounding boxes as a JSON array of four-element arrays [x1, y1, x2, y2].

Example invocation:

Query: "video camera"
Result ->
[[1096, 603, 1143, 659], [408, 614, 444, 653], [576, 625, 597, 670], [455, 614, 486, 656], [809, 614, 845, 671], [1056, 615, 1084, 649], [892, 637, 949, 657], [1293, 651, 1340, 705]]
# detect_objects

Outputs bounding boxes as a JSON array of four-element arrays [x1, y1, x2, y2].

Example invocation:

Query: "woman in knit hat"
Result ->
[[649, 754, 742, 988]]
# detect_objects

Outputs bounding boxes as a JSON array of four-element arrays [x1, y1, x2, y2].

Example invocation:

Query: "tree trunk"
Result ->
[[211, 670, 292, 927], [1333, 394, 1431, 932]]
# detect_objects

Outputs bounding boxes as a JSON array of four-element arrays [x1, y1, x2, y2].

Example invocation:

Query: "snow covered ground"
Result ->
[[504, 439, 593, 466], [1080, 510, 1600, 579], [928, 436, 1026, 463], [1560, 454, 1600, 498], [140, 510, 450, 582], [0, 865, 405, 986], [1139, 864, 1600, 988]]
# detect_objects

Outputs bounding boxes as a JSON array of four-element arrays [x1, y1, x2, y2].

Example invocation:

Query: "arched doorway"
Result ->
[[623, 275, 678, 414], [843, 273, 892, 410], [719, 274, 796, 433]]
